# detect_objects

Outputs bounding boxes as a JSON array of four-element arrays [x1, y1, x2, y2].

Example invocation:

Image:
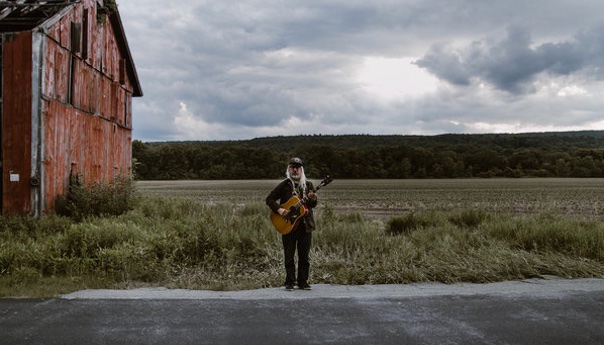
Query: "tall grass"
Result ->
[[55, 173, 139, 221], [1, 196, 603, 297], [316, 209, 604, 285]]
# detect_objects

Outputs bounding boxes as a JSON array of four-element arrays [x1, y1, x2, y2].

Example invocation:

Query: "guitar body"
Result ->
[[269, 176, 333, 234], [270, 196, 308, 234]]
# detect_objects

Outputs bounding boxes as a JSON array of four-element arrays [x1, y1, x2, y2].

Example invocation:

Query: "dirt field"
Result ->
[[137, 178, 604, 219]]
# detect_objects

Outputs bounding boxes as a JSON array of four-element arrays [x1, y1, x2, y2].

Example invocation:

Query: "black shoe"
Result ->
[[285, 284, 295, 291], [298, 283, 312, 290]]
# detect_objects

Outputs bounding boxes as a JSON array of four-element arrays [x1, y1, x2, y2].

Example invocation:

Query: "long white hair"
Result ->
[[285, 166, 307, 195]]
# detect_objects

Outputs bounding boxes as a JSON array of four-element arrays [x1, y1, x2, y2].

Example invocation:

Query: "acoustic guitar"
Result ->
[[270, 176, 333, 234]]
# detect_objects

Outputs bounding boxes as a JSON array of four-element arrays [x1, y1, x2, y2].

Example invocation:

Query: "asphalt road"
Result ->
[[1, 278, 603, 345]]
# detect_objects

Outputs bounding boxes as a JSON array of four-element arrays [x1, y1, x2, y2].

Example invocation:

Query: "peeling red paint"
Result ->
[[1, 0, 141, 215]]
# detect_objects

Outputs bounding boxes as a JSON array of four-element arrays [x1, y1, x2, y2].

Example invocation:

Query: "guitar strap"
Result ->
[[290, 179, 303, 198]]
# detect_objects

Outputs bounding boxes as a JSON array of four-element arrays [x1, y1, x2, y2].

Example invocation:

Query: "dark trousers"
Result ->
[[281, 224, 312, 286]]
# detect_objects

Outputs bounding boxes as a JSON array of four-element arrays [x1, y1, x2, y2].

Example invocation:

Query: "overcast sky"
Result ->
[[118, 0, 604, 142]]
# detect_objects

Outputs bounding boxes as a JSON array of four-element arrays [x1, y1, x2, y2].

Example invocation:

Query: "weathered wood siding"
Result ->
[[1, 0, 136, 215], [40, 0, 133, 213], [1, 31, 33, 214]]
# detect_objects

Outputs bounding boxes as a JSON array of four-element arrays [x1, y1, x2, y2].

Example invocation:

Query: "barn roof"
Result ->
[[0, 0, 142, 97], [108, 9, 143, 97], [0, 1, 76, 32]]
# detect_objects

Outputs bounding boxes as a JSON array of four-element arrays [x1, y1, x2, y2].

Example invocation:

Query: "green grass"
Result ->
[[1, 179, 604, 297], [314, 208, 604, 285]]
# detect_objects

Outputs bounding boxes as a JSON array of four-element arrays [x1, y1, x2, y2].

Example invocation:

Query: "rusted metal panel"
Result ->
[[1, 31, 33, 214]]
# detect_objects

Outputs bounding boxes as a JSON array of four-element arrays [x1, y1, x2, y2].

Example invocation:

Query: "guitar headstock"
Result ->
[[317, 175, 334, 189]]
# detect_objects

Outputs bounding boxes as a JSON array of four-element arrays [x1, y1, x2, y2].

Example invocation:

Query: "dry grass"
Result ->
[[1, 178, 603, 297]]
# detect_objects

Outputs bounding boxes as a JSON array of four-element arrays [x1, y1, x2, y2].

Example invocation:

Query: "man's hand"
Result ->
[[278, 207, 289, 217], [307, 191, 317, 202]]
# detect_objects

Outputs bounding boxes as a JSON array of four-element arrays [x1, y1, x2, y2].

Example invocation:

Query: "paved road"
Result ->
[[1, 278, 603, 344]]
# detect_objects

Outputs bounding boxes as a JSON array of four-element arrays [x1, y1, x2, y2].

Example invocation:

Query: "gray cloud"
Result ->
[[415, 26, 604, 94], [119, 0, 604, 141]]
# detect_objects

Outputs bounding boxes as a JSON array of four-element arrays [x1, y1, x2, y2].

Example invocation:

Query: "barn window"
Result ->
[[124, 92, 131, 127], [82, 9, 89, 60], [71, 22, 82, 54], [119, 59, 126, 85], [68, 56, 76, 105], [96, 0, 117, 25], [96, 0, 105, 24]]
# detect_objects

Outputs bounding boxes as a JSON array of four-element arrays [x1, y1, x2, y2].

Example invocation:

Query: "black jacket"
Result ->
[[266, 179, 317, 232]]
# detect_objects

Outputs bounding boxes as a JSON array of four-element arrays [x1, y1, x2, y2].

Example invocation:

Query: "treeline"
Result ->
[[132, 131, 604, 179]]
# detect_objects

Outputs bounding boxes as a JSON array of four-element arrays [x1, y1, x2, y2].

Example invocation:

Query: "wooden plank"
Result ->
[[2, 32, 33, 214], [2, 0, 137, 214], [42, 99, 132, 211]]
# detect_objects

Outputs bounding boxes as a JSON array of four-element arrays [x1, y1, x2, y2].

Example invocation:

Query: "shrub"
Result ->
[[0, 214, 39, 235], [337, 211, 364, 223], [386, 212, 435, 235], [55, 173, 139, 221], [448, 209, 490, 228]]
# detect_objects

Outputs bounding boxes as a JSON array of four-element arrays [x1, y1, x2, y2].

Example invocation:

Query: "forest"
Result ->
[[132, 131, 604, 180]]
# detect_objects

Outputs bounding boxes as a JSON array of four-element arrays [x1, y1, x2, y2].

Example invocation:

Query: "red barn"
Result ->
[[0, 0, 142, 216]]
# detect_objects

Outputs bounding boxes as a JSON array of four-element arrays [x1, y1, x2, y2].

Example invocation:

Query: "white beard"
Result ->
[[286, 166, 307, 192]]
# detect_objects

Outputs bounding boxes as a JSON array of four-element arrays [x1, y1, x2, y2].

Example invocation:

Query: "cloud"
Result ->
[[118, 1, 604, 141], [414, 26, 604, 94]]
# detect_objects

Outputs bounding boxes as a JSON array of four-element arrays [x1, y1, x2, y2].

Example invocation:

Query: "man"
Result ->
[[266, 157, 317, 291]]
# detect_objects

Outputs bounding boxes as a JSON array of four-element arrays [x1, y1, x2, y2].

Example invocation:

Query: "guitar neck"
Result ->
[[298, 182, 325, 204], [297, 177, 332, 205]]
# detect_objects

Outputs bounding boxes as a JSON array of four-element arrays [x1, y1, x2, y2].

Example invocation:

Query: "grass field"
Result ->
[[137, 178, 604, 219], [1, 178, 603, 297]]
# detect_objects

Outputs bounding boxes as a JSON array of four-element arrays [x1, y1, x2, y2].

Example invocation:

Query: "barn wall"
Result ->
[[39, 0, 134, 213], [1, 32, 33, 214], [42, 101, 132, 212], [1, 0, 137, 215]]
